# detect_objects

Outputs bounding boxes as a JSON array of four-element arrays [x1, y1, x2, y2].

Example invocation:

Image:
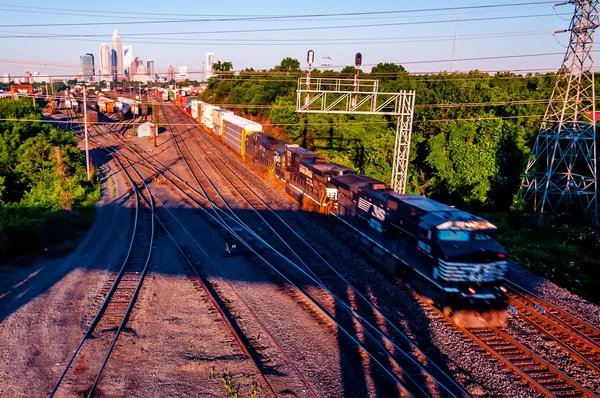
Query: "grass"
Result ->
[[486, 212, 600, 305], [208, 367, 262, 398]]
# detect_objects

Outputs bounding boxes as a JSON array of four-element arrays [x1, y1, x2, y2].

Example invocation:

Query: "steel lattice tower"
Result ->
[[520, 0, 599, 225]]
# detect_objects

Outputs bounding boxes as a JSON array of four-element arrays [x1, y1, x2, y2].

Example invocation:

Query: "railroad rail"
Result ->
[[75, 107, 316, 397], [465, 327, 595, 397], [162, 102, 469, 397], [506, 280, 600, 374], [49, 132, 155, 397]]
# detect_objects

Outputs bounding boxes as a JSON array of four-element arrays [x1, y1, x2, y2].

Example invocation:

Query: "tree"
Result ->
[[213, 61, 233, 72], [275, 58, 301, 74], [340, 66, 357, 75]]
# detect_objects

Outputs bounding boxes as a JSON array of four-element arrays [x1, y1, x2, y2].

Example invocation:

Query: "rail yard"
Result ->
[[0, 86, 596, 397], [2, 2, 600, 397]]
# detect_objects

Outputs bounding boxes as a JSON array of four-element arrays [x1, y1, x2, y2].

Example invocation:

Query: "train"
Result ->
[[171, 95, 509, 328]]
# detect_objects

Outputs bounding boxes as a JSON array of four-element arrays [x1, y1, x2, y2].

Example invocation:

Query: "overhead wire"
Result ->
[[0, 1, 558, 27]]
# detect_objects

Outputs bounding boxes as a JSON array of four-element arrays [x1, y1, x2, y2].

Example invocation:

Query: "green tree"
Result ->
[[275, 58, 301, 74]]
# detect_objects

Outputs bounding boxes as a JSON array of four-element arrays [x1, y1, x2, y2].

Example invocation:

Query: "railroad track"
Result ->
[[49, 138, 155, 397], [464, 327, 594, 397], [506, 280, 600, 374], [162, 102, 470, 397], [76, 106, 318, 397]]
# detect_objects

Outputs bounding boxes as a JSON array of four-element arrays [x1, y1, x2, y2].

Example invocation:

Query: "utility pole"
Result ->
[[83, 88, 91, 180], [520, 0, 599, 225]]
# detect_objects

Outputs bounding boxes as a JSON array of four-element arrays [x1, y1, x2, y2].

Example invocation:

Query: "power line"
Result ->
[[0, 12, 566, 33], [0, 2, 557, 27]]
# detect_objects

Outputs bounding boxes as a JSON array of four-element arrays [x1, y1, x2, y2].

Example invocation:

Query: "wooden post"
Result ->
[[83, 89, 91, 180], [55, 147, 72, 227]]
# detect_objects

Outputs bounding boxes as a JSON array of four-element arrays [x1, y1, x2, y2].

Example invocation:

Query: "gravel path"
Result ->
[[0, 150, 133, 397]]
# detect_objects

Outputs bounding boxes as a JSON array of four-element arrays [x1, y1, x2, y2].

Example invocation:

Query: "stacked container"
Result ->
[[200, 104, 221, 131], [222, 114, 262, 158], [212, 109, 234, 136]]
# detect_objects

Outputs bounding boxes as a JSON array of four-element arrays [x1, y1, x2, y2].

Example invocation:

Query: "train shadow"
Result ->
[[0, 144, 503, 397]]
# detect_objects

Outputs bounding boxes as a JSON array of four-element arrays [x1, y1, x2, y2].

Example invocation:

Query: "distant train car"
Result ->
[[222, 114, 263, 159], [116, 103, 131, 121], [213, 109, 233, 137]]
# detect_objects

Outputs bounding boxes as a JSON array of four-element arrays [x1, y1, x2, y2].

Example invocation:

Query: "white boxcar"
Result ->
[[212, 109, 234, 136], [201, 104, 220, 130], [222, 114, 262, 158], [192, 100, 204, 121], [189, 99, 199, 119], [117, 97, 135, 106]]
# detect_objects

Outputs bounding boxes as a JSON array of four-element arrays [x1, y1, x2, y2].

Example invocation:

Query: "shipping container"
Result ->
[[85, 110, 98, 124], [222, 114, 262, 158], [200, 104, 221, 130], [106, 101, 115, 113], [98, 101, 107, 113], [213, 109, 234, 136], [117, 97, 135, 106], [162, 92, 168, 101], [189, 99, 199, 119]]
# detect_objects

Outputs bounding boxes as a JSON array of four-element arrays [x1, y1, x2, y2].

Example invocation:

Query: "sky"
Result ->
[[0, 0, 579, 79]]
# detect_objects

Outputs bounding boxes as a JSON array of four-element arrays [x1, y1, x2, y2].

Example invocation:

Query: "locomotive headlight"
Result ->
[[468, 287, 476, 295], [499, 286, 507, 293]]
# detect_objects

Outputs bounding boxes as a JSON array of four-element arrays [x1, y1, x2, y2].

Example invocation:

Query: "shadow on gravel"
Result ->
[[0, 178, 468, 397]]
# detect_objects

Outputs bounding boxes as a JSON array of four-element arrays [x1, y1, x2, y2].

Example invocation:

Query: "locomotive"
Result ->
[[174, 97, 510, 328]]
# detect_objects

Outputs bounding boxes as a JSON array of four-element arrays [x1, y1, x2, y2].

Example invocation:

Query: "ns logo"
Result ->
[[371, 206, 386, 222]]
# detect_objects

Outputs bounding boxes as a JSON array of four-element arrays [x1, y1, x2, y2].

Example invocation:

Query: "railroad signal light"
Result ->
[[355, 52, 362, 68], [307, 50, 315, 66]]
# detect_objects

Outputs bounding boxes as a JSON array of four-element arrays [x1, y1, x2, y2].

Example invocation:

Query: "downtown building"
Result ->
[[205, 52, 215, 81], [167, 65, 176, 82], [80, 53, 95, 82], [99, 43, 111, 82], [112, 29, 124, 81]]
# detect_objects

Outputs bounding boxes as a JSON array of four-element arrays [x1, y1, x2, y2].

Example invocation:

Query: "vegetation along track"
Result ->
[[163, 101, 471, 397], [73, 104, 318, 397], [49, 139, 155, 397]]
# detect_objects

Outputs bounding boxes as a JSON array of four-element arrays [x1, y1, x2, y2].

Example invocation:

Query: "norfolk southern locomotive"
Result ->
[[174, 95, 510, 328]]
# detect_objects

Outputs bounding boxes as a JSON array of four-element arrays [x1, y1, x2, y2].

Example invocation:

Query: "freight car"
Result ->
[[179, 100, 509, 327], [116, 103, 131, 121], [221, 114, 263, 158]]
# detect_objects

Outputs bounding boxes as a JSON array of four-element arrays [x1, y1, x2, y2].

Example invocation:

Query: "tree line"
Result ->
[[0, 97, 100, 256], [201, 58, 561, 212]]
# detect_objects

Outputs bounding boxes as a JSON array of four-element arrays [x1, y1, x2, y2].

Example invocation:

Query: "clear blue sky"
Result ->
[[0, 0, 575, 79]]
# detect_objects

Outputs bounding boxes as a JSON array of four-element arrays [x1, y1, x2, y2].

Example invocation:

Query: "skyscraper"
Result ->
[[112, 29, 123, 81], [111, 49, 117, 81], [146, 60, 155, 81], [206, 52, 215, 81], [99, 43, 111, 82], [123, 45, 133, 75], [167, 65, 176, 81], [80, 53, 95, 82], [178, 66, 188, 82]]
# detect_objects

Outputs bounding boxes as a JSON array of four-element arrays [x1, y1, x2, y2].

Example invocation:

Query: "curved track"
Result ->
[[49, 128, 155, 397]]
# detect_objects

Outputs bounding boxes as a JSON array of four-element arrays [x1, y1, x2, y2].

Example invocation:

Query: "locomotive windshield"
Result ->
[[437, 229, 493, 242], [438, 229, 470, 241]]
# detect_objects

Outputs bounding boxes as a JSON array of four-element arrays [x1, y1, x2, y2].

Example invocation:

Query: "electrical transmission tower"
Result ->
[[520, 0, 599, 225]]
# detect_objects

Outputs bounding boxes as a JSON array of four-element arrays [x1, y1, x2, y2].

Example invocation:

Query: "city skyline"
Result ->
[[0, 1, 577, 79]]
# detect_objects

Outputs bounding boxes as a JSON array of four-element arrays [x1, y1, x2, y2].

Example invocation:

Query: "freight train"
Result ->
[[170, 95, 509, 328]]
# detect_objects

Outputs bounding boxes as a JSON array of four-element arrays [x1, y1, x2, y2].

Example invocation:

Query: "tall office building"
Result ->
[[167, 65, 176, 81], [146, 60, 155, 81], [111, 49, 118, 81], [176, 66, 188, 82], [80, 53, 95, 82], [1, 73, 10, 83], [123, 45, 133, 75], [112, 29, 123, 81], [23, 70, 31, 83], [99, 43, 111, 81], [205, 52, 215, 81]]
